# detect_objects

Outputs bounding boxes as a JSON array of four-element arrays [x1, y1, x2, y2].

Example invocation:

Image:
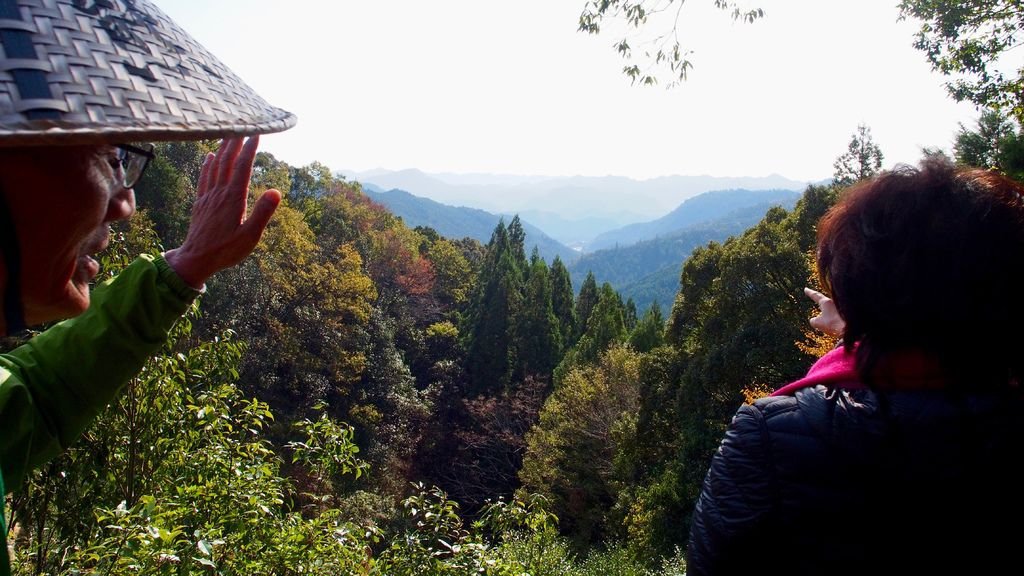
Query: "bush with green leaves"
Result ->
[[376, 483, 510, 575], [8, 310, 377, 574]]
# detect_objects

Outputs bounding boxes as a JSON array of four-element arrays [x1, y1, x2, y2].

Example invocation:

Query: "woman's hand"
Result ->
[[164, 136, 280, 289], [804, 287, 845, 337]]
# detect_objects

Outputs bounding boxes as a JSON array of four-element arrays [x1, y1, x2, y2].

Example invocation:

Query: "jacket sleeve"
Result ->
[[687, 402, 777, 576], [0, 254, 198, 491]]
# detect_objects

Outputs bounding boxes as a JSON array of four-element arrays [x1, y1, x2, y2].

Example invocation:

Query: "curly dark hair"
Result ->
[[816, 157, 1024, 389]]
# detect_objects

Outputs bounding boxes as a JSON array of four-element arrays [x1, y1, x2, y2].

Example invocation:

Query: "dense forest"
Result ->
[[7, 54, 1024, 576]]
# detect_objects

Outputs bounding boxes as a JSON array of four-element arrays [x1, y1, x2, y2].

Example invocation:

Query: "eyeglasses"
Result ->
[[115, 143, 156, 188]]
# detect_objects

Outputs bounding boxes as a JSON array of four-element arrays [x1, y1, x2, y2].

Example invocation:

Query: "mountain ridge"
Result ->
[[587, 188, 803, 251], [569, 199, 801, 311], [362, 186, 579, 264], [344, 168, 810, 224]]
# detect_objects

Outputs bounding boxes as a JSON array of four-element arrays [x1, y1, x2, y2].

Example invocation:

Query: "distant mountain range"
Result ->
[[362, 184, 579, 264], [344, 169, 811, 242], [587, 189, 802, 251]]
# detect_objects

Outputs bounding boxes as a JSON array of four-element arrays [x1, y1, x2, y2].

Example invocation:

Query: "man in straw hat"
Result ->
[[0, 1, 296, 570]]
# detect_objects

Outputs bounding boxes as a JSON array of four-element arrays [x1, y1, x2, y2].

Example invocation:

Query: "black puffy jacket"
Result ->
[[687, 384, 1024, 576]]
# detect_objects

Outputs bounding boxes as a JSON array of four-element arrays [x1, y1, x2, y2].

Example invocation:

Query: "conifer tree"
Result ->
[[575, 271, 600, 339], [463, 221, 526, 393], [549, 256, 577, 351], [624, 297, 639, 332], [507, 215, 528, 266], [516, 252, 562, 379], [576, 283, 628, 365], [833, 124, 884, 187], [629, 302, 665, 353]]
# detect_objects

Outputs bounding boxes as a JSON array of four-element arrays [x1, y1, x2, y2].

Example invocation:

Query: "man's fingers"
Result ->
[[240, 189, 281, 245], [214, 137, 243, 186], [230, 136, 260, 193], [196, 152, 214, 197]]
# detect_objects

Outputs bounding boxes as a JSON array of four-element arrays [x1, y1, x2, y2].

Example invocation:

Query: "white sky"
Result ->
[[159, 0, 983, 183]]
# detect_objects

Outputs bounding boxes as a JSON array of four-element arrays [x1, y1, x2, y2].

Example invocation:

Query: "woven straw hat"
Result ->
[[0, 0, 296, 147]]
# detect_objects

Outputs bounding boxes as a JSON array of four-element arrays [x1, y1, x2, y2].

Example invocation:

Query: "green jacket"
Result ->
[[0, 254, 199, 575]]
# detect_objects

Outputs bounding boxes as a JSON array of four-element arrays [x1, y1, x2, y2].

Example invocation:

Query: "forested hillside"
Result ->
[[586, 188, 801, 251], [7, 108, 1020, 575], [569, 201, 797, 311]]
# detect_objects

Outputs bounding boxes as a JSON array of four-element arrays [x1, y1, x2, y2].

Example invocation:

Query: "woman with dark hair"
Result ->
[[687, 158, 1024, 575]]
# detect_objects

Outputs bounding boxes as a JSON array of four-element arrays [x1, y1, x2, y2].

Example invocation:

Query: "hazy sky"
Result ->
[[160, 0, 984, 183]]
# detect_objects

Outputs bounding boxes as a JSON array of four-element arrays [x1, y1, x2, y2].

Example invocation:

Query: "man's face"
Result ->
[[0, 145, 136, 327]]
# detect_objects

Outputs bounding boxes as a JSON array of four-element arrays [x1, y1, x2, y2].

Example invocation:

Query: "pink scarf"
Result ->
[[772, 346, 864, 396], [772, 345, 950, 396]]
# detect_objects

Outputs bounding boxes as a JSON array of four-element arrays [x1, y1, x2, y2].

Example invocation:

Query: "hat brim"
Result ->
[[0, 0, 297, 146]]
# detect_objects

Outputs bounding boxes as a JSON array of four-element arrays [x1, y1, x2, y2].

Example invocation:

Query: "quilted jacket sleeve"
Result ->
[[687, 402, 776, 575]]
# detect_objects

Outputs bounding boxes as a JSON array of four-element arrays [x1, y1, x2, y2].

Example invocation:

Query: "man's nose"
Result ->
[[106, 185, 136, 221]]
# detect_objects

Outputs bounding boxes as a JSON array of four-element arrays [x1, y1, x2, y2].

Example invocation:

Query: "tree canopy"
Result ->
[[898, 0, 1024, 123], [954, 108, 1024, 179]]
